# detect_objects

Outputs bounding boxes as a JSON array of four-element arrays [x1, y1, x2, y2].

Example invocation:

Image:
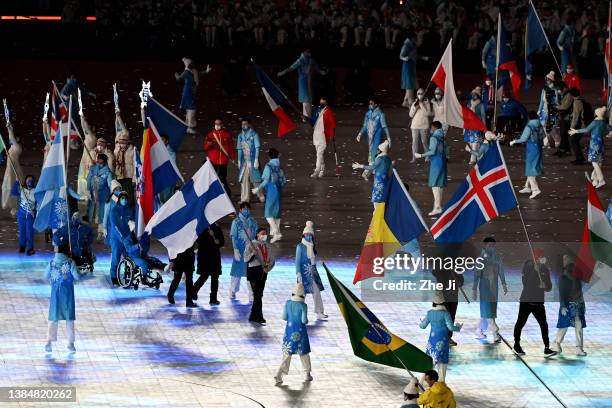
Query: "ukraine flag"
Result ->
[[353, 169, 428, 284], [325, 263, 433, 373]]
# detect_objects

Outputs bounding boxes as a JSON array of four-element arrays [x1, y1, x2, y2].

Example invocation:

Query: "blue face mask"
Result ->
[[114, 190, 121, 197], [241, 209, 250, 218], [26, 180, 34, 188], [304, 235, 313, 242], [472, 95, 479, 101], [242, 125, 249, 131], [120, 198, 128, 206]]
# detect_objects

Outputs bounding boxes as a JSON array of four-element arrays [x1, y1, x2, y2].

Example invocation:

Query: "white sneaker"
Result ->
[[45, 342, 52, 352], [318, 171, 324, 179], [529, 190, 541, 199], [304, 373, 313, 382], [67, 343, 76, 352], [274, 375, 283, 385], [316, 313, 328, 320], [475, 330, 487, 340], [428, 208, 442, 216], [310, 172, 318, 179], [519, 187, 532, 194], [575, 348, 587, 357]]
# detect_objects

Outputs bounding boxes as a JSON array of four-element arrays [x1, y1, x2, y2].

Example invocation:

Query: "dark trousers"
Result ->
[[496, 115, 523, 138], [247, 265, 267, 321], [213, 164, 231, 196], [445, 301, 458, 339], [193, 271, 220, 302], [513, 302, 550, 348], [570, 133, 585, 161], [558, 119, 571, 152], [168, 269, 194, 305]]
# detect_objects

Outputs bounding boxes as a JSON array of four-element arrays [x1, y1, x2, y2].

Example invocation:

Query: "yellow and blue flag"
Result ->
[[325, 263, 432, 372], [353, 169, 428, 284]]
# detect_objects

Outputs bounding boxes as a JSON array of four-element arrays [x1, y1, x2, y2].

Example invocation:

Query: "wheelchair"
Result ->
[[74, 247, 96, 275], [116, 255, 166, 290]]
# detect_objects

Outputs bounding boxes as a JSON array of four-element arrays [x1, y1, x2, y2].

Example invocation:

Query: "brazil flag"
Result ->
[[324, 263, 432, 373]]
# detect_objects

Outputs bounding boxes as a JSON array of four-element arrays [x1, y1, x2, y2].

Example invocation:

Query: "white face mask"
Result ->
[[417, 94, 424, 100], [214, 124, 222, 131], [259, 235, 268, 242], [503, 98, 509, 103], [485, 80, 492, 86], [566, 69, 573, 74], [538, 257, 547, 265], [435, 94, 442, 100]]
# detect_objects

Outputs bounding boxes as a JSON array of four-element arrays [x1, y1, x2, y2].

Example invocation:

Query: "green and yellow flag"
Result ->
[[323, 263, 432, 373]]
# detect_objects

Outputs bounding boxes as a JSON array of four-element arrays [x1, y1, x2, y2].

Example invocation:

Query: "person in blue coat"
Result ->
[[44, 238, 79, 353], [463, 91, 486, 164], [569, 106, 612, 189], [356, 98, 391, 180], [229, 202, 258, 301], [556, 20, 576, 73], [87, 154, 113, 233], [278, 49, 320, 118], [473, 237, 507, 343], [419, 290, 463, 382], [465, 131, 496, 162], [175, 57, 210, 134], [510, 111, 545, 199], [53, 212, 94, 261], [296, 221, 327, 320], [352, 139, 392, 207], [481, 34, 497, 78], [496, 91, 528, 140], [414, 121, 447, 216], [10, 174, 36, 255], [274, 283, 312, 385], [253, 148, 286, 243], [400, 35, 418, 107], [237, 118, 263, 203]]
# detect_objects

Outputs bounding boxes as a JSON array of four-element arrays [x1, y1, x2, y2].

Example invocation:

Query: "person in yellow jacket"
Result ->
[[417, 369, 456, 408]]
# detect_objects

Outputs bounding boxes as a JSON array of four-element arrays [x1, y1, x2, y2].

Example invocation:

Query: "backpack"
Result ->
[[581, 99, 594, 127]]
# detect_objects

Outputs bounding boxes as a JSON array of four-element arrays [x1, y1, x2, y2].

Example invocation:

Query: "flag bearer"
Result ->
[[308, 96, 336, 179], [229, 202, 257, 301], [11, 174, 36, 255], [1, 122, 23, 213]]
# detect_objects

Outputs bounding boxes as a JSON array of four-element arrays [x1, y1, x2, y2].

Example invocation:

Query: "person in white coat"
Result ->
[[409, 88, 432, 162], [77, 113, 97, 200], [1, 122, 23, 214], [431, 87, 447, 133], [113, 111, 135, 207]]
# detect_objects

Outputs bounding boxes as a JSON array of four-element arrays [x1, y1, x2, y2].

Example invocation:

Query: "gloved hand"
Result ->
[[482, 60, 487, 69], [128, 220, 135, 232], [558, 46, 564, 51], [234, 249, 241, 261], [509, 140, 516, 146], [568, 128, 577, 136], [251, 187, 259, 195], [352, 162, 364, 170], [414, 152, 422, 159], [543, 137, 550, 147], [356, 133, 361, 142], [254, 158, 259, 168], [561, 307, 568, 316]]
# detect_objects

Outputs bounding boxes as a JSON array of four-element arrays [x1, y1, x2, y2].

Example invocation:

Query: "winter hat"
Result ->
[[96, 137, 107, 145], [484, 75, 492, 81], [595, 106, 607, 120], [485, 131, 496, 141], [116, 130, 130, 142], [111, 179, 122, 192], [502, 90, 511, 98], [378, 139, 390, 154], [403, 378, 419, 395], [545, 71, 556, 81], [533, 248, 545, 259], [291, 283, 305, 302], [432, 290, 445, 305], [303, 220, 315, 235]]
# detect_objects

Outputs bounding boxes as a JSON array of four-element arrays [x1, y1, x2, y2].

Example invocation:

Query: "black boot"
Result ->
[[513, 343, 525, 356]]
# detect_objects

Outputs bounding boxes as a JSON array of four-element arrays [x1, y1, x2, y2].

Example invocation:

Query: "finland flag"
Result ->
[[144, 159, 235, 259]]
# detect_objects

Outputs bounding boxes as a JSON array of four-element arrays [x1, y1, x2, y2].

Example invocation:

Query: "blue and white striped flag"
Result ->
[[33, 120, 67, 232], [144, 159, 234, 258]]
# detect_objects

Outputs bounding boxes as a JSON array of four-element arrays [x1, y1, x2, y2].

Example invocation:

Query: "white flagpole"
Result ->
[[64, 97, 73, 254], [529, 0, 562, 75], [493, 14, 501, 132]]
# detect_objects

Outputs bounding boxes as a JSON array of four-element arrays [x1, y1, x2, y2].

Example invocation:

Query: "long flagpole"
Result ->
[[322, 262, 426, 392], [493, 14, 501, 132], [529, 0, 562, 75], [64, 97, 73, 255]]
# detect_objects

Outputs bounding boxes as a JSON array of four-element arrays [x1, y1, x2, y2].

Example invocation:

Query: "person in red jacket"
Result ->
[[203, 119, 236, 195], [562, 64, 582, 95], [308, 97, 336, 179]]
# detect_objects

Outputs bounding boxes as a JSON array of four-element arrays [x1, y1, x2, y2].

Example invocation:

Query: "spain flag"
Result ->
[[353, 169, 428, 284]]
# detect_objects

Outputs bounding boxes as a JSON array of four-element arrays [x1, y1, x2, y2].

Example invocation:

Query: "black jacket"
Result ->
[[520, 261, 552, 303], [172, 246, 195, 273], [196, 223, 224, 275]]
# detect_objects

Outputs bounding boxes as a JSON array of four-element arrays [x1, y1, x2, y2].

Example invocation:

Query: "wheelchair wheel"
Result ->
[[117, 258, 136, 288]]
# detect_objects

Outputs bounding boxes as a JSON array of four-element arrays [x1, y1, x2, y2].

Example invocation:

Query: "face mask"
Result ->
[[241, 125, 249, 130], [435, 94, 442, 100], [241, 209, 250, 217], [503, 98, 509, 103], [26, 180, 34, 188], [214, 125, 222, 131], [417, 94, 424, 100], [114, 190, 121, 196], [259, 235, 268, 242], [369, 105, 375, 111], [485, 80, 492, 86], [472, 95, 479, 101], [304, 235, 313, 242], [548, 82, 555, 88], [538, 257, 547, 265], [120, 198, 128, 206], [567, 69, 573, 74], [97, 162, 105, 167]]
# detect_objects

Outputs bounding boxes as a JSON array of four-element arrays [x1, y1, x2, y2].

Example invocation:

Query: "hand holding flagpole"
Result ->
[[77, 88, 83, 117], [3, 99, 10, 126], [43, 92, 50, 122], [113, 83, 120, 113]]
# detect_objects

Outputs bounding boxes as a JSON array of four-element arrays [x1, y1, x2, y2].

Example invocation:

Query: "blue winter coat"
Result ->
[[556, 25, 575, 72], [87, 164, 113, 204], [259, 158, 286, 218], [515, 119, 544, 176], [419, 307, 461, 364], [473, 248, 506, 319], [281, 300, 310, 355], [362, 154, 392, 203], [481, 36, 497, 77], [295, 242, 324, 294], [499, 98, 528, 121], [400, 38, 417, 90], [282, 53, 319, 103], [177, 69, 197, 110], [230, 215, 258, 277], [573, 120, 612, 163], [422, 129, 447, 187], [45, 253, 79, 321], [236, 128, 261, 183], [360, 107, 390, 163], [109, 202, 133, 246]]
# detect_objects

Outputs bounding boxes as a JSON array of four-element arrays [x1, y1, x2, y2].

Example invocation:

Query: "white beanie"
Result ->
[[303, 220, 315, 235], [595, 106, 607, 120], [432, 290, 445, 305], [378, 139, 390, 154], [291, 282, 305, 301], [403, 378, 419, 395], [545, 71, 556, 81], [111, 179, 122, 192]]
